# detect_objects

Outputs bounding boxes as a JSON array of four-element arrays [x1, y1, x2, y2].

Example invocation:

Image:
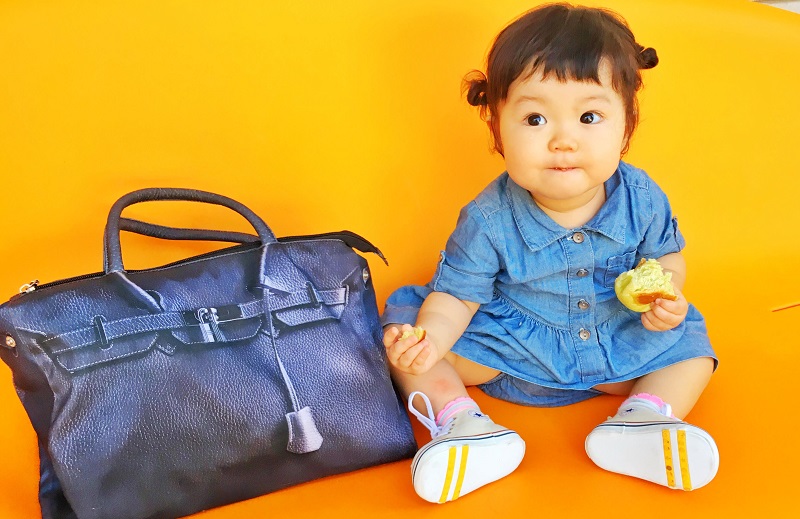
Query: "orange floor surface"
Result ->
[[1, 0, 799, 517]]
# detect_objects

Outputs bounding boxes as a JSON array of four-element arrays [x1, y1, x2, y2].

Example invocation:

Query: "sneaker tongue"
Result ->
[[432, 419, 455, 439]]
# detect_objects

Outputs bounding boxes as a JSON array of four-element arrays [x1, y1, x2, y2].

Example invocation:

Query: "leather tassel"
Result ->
[[285, 406, 323, 454]]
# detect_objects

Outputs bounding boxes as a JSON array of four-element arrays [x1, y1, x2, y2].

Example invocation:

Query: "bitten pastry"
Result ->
[[614, 258, 678, 312], [399, 326, 426, 341]]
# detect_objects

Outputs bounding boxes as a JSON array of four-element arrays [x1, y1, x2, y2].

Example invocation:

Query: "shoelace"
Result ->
[[407, 391, 455, 439]]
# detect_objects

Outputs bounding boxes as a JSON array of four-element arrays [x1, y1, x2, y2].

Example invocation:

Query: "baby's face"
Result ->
[[496, 61, 627, 213]]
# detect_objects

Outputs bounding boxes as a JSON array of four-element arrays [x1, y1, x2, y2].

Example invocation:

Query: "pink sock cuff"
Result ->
[[435, 397, 478, 425], [623, 393, 675, 418], [628, 393, 667, 407]]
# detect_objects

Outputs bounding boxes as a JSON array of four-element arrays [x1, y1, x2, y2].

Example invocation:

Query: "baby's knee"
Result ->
[[690, 356, 716, 380], [444, 352, 501, 387]]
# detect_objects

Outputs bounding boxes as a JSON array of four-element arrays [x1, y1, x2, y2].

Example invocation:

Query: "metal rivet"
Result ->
[[5, 335, 16, 348]]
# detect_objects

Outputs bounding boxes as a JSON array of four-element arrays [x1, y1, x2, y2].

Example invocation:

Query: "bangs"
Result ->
[[489, 5, 639, 100]]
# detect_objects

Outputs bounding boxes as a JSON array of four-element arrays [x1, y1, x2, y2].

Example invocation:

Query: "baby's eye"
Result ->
[[526, 114, 547, 126], [580, 112, 602, 124]]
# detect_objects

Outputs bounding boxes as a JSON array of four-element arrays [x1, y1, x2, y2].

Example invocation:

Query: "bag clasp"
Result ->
[[196, 307, 226, 343]]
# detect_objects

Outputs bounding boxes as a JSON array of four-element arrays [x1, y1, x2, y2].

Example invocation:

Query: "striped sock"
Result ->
[[436, 397, 479, 426]]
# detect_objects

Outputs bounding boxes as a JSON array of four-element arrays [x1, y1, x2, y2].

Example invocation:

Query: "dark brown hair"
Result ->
[[463, 3, 658, 156]]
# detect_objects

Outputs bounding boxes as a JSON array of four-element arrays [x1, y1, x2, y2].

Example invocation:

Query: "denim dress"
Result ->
[[382, 161, 717, 407]]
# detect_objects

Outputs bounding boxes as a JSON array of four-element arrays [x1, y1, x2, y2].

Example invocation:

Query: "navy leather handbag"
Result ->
[[0, 188, 416, 519]]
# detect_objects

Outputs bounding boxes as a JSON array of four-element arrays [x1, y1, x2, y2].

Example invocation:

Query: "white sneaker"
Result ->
[[585, 407, 719, 491], [408, 392, 525, 503]]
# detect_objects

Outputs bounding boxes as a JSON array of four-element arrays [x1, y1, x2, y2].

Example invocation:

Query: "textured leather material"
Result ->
[[0, 188, 416, 519]]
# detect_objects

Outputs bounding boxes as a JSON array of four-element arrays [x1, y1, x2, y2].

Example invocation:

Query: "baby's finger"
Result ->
[[385, 336, 417, 365], [396, 340, 429, 369], [648, 300, 674, 321], [384, 342, 403, 366], [382, 326, 401, 348], [384, 323, 416, 348], [641, 310, 657, 331], [653, 297, 684, 316], [411, 344, 433, 369], [641, 309, 668, 331]]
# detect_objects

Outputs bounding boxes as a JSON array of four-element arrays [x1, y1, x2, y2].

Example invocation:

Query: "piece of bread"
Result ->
[[614, 258, 678, 312], [399, 326, 426, 341]]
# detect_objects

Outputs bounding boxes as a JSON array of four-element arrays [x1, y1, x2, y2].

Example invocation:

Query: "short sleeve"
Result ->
[[430, 202, 500, 304], [638, 178, 686, 258]]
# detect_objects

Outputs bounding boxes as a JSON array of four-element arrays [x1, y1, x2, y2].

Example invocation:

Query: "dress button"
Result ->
[[578, 299, 590, 310], [579, 329, 591, 341], [576, 268, 589, 278], [572, 232, 585, 244]]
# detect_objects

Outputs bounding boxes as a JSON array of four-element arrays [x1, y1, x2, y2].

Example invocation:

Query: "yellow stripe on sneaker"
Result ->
[[662, 429, 676, 488], [438, 447, 457, 503], [678, 430, 692, 491], [452, 445, 470, 500]]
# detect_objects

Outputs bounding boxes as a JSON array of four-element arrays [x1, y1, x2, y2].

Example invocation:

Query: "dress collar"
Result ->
[[505, 164, 628, 252]]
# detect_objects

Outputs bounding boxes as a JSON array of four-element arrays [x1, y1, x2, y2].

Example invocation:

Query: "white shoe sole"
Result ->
[[585, 421, 719, 490], [412, 431, 525, 503]]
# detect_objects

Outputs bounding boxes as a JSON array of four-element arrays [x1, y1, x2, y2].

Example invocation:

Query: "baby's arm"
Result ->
[[641, 252, 689, 331], [384, 292, 479, 375]]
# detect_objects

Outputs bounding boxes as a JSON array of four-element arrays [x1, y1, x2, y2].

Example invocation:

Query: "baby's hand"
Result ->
[[641, 285, 689, 331], [383, 324, 438, 375]]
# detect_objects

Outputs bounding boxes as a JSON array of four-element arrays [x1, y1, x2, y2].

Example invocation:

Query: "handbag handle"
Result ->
[[104, 188, 277, 273], [118, 217, 390, 265], [119, 217, 261, 244]]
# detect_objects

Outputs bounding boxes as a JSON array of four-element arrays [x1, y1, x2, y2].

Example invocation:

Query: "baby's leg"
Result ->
[[390, 357, 470, 414], [592, 357, 714, 418], [629, 357, 715, 418], [389, 352, 524, 503], [390, 352, 500, 414], [586, 357, 718, 490]]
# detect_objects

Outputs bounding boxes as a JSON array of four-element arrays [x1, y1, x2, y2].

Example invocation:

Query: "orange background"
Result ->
[[1, 0, 799, 517]]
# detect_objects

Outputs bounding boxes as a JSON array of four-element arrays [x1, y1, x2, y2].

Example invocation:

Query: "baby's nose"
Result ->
[[548, 132, 578, 152]]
